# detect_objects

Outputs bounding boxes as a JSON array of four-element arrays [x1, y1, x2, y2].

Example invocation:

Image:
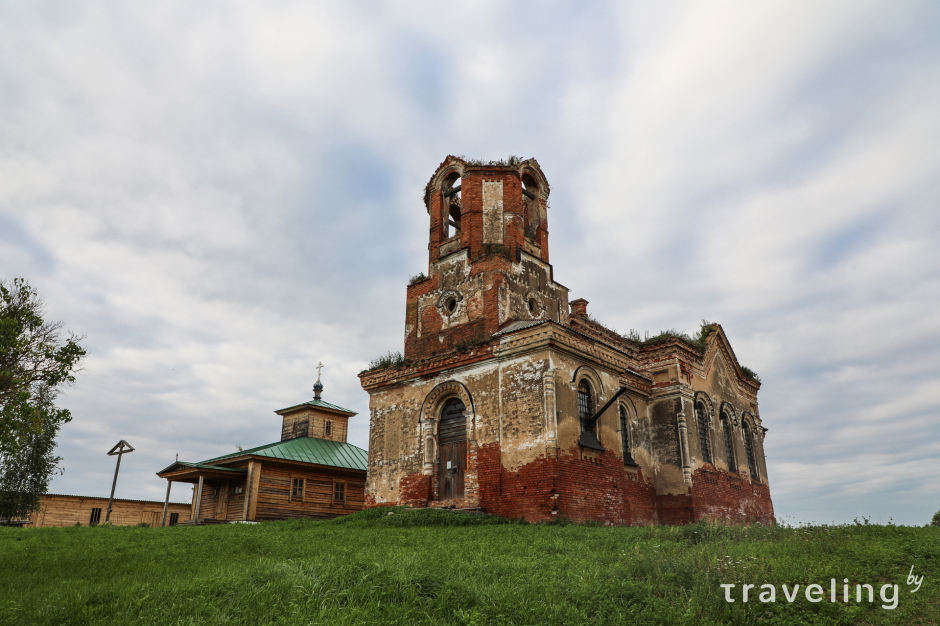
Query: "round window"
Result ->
[[445, 297, 457, 314], [528, 298, 539, 316]]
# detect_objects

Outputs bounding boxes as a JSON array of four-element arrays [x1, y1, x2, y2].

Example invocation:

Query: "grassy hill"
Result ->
[[1, 508, 937, 625]]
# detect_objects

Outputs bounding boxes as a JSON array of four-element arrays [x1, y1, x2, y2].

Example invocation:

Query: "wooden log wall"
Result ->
[[27, 494, 191, 528], [254, 465, 365, 521]]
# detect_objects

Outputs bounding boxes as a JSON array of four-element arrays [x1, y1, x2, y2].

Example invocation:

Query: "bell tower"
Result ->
[[404, 156, 570, 360]]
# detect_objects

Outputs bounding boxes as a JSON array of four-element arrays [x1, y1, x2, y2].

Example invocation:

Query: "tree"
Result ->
[[0, 278, 85, 520], [0, 385, 64, 521]]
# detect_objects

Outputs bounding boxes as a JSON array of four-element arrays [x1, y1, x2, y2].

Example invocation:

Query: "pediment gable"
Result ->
[[702, 324, 760, 394]]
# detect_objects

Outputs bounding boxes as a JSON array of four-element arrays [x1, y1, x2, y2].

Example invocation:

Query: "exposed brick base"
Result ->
[[367, 443, 774, 525], [690, 465, 775, 524]]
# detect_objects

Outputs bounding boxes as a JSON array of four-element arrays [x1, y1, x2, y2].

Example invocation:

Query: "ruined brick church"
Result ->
[[358, 156, 773, 524]]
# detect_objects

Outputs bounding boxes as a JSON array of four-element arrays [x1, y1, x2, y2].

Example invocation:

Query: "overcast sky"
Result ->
[[2, 1, 938, 525]]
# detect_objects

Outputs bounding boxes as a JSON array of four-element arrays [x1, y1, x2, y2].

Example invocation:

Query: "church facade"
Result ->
[[359, 156, 773, 525]]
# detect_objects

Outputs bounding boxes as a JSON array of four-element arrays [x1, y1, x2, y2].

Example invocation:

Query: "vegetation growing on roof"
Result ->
[[740, 366, 762, 384], [456, 155, 524, 166], [585, 313, 618, 334], [621, 320, 718, 352], [362, 351, 407, 374], [407, 272, 427, 286]]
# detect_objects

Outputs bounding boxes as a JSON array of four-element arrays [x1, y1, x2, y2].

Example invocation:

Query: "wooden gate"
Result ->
[[438, 398, 467, 500]]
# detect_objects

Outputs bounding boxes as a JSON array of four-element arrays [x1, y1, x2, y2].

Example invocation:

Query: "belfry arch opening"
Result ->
[[521, 173, 539, 241], [442, 173, 462, 239]]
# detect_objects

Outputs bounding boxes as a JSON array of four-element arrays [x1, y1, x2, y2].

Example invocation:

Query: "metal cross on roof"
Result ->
[[316, 361, 324, 380]]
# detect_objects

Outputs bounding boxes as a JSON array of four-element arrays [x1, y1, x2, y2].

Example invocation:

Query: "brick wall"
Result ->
[[690, 465, 775, 524]]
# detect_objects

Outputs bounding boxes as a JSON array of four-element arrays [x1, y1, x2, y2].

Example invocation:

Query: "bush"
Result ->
[[931, 510, 940, 526]]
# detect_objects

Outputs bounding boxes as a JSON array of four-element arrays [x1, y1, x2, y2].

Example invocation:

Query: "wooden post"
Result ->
[[193, 475, 204, 522], [251, 462, 262, 520], [242, 461, 261, 521], [242, 463, 254, 521], [160, 481, 172, 527]]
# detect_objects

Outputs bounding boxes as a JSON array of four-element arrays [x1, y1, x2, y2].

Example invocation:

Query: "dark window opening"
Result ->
[[743, 422, 759, 480], [291, 478, 304, 499], [169, 512, 179, 526], [578, 379, 596, 436], [325, 420, 332, 437], [89, 507, 102, 526], [230, 484, 244, 494], [334, 482, 346, 504], [620, 405, 637, 466], [444, 296, 457, 315], [721, 412, 737, 473], [696, 402, 712, 463], [528, 297, 539, 317]]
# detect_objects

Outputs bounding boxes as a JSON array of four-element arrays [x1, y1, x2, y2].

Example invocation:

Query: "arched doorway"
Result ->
[[438, 397, 467, 500]]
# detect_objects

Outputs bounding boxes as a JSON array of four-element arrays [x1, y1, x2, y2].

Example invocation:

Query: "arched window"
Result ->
[[720, 411, 736, 473], [620, 404, 637, 466], [743, 421, 758, 480], [578, 379, 595, 435], [695, 401, 712, 464]]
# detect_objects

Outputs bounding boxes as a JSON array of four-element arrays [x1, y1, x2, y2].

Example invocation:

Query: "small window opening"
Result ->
[[291, 478, 304, 499], [445, 297, 457, 315], [89, 507, 102, 526], [528, 298, 539, 317], [169, 512, 179, 526], [696, 402, 712, 464], [334, 482, 346, 504], [230, 484, 244, 495], [325, 420, 332, 437]]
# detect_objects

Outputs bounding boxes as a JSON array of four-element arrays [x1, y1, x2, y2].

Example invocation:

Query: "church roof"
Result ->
[[202, 437, 368, 472], [274, 398, 357, 416]]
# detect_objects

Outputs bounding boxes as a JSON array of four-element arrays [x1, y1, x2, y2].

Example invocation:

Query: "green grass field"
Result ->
[[1, 508, 937, 625]]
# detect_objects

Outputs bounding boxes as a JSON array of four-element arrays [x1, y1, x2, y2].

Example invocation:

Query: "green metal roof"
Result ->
[[156, 461, 250, 475], [275, 398, 357, 415], [202, 437, 368, 472]]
